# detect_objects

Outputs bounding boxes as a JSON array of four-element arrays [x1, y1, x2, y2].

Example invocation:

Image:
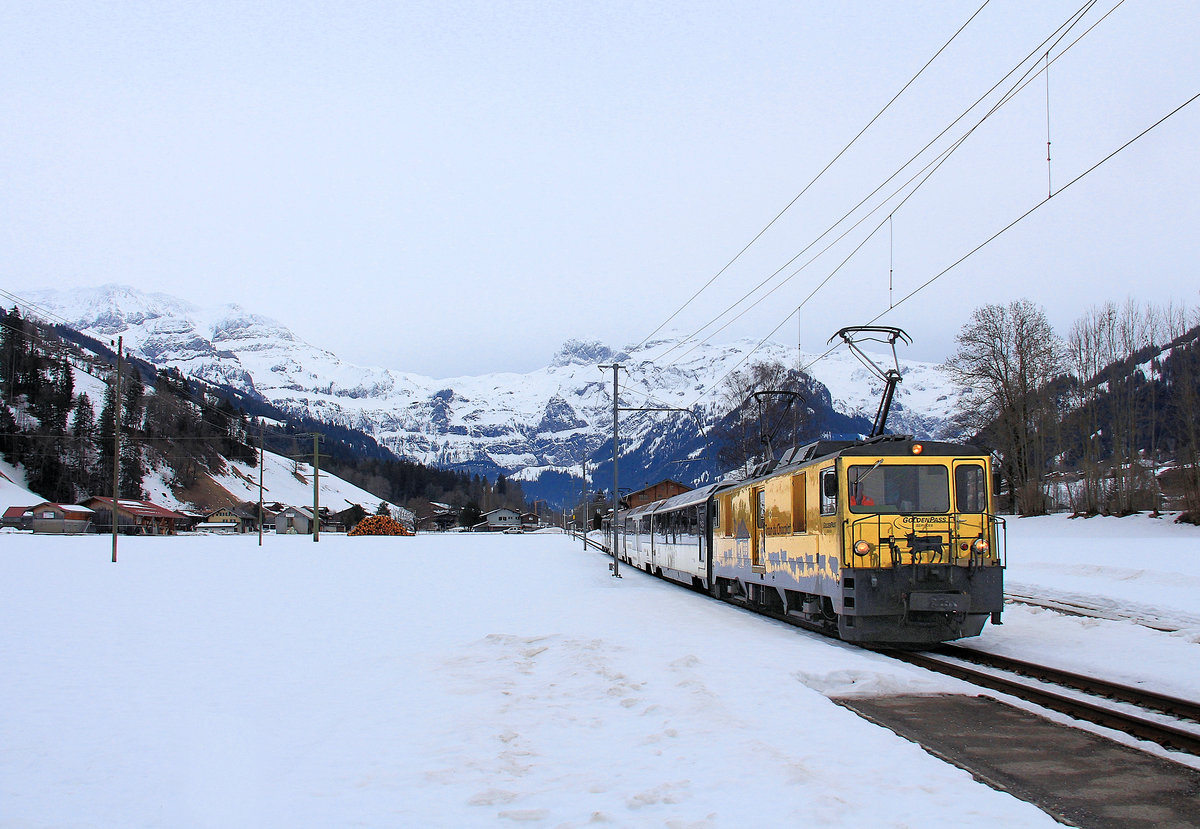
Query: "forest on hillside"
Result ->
[[940, 299, 1200, 520], [0, 308, 535, 525]]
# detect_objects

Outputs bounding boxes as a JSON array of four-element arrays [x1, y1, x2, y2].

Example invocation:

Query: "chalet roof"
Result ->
[[31, 502, 94, 514], [628, 479, 691, 498], [3, 506, 32, 519], [481, 508, 519, 517], [205, 505, 259, 519], [86, 497, 183, 520]]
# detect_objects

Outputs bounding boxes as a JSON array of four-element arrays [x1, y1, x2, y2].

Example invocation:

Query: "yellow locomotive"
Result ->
[[612, 326, 1005, 646], [708, 434, 1004, 644]]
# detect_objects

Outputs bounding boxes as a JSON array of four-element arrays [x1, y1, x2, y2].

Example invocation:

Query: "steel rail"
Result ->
[[1005, 591, 1186, 632], [936, 645, 1200, 723], [889, 650, 1200, 757]]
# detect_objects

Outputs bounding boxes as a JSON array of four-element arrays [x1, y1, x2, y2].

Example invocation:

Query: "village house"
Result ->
[[29, 503, 94, 534], [2, 505, 33, 531], [417, 504, 460, 532], [473, 507, 520, 532], [198, 505, 260, 534], [275, 506, 314, 535]]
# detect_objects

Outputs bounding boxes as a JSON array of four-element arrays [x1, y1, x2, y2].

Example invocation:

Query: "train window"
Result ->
[[720, 494, 733, 537], [792, 473, 807, 532], [848, 464, 950, 513], [820, 468, 837, 515], [955, 464, 987, 513]]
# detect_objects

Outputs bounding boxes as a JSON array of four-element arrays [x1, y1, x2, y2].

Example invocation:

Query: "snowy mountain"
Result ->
[[23, 285, 962, 504]]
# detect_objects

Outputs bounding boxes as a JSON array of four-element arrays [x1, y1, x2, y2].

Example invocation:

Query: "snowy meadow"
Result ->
[[3, 516, 1199, 827]]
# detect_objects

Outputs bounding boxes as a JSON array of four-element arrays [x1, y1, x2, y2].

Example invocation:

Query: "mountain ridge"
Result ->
[[22, 284, 963, 505]]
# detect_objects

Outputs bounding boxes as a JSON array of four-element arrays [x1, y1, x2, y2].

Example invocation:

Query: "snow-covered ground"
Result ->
[[2, 514, 1198, 827], [2, 448, 394, 519], [965, 513, 1200, 702]]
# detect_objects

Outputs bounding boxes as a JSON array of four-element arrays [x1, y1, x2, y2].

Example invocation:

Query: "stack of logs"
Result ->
[[348, 515, 414, 536]]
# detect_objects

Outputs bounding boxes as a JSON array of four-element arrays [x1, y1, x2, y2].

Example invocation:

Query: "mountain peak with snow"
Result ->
[[19, 285, 962, 504], [550, 339, 616, 367]]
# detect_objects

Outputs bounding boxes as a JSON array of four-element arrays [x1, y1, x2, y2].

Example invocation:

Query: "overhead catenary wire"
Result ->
[[686, 88, 1200, 411], [648, 0, 1110, 368], [632, 0, 995, 352]]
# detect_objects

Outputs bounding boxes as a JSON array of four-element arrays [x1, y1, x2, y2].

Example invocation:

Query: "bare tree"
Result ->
[[713, 360, 814, 477], [1162, 304, 1200, 521], [943, 300, 1064, 515], [1066, 300, 1164, 514]]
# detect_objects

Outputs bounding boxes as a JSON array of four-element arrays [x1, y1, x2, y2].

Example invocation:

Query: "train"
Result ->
[[601, 328, 1006, 648], [606, 434, 1005, 646]]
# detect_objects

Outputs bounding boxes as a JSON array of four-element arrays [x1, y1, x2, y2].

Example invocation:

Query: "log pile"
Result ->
[[348, 515, 413, 536]]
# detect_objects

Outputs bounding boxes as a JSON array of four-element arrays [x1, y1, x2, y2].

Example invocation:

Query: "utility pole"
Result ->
[[581, 457, 587, 550], [258, 425, 264, 547], [599, 363, 622, 577], [312, 433, 320, 542], [111, 336, 122, 564]]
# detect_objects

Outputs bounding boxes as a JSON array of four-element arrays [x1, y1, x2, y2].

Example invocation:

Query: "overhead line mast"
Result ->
[[599, 362, 623, 578]]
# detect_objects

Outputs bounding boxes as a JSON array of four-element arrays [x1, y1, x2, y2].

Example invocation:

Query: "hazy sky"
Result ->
[[3, 1, 1197, 379]]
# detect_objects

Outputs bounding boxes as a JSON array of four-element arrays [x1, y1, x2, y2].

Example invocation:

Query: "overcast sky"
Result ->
[[3, 1, 1197, 379]]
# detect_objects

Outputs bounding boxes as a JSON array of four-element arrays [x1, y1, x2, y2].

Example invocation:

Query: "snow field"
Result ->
[[1, 533, 1056, 828]]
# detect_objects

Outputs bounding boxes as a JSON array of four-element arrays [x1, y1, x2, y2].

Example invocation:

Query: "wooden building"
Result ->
[[2, 506, 33, 531], [82, 497, 184, 535], [29, 503, 94, 534], [624, 480, 693, 510], [198, 505, 260, 533]]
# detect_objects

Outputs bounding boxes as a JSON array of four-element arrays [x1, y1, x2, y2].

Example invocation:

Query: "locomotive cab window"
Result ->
[[955, 464, 987, 513], [819, 468, 837, 516], [848, 463, 950, 514]]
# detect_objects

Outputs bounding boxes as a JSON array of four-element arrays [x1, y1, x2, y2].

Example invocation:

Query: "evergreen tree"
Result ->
[[67, 394, 98, 498], [0, 402, 18, 463]]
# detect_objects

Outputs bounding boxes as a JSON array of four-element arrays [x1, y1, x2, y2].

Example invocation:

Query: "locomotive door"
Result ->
[[952, 460, 988, 560], [751, 487, 766, 572]]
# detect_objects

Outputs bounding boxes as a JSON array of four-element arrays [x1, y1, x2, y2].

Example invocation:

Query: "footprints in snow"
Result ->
[[435, 634, 709, 822]]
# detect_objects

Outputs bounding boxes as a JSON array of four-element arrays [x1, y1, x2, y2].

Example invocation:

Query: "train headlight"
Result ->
[[853, 540, 874, 556], [911, 443, 924, 455], [971, 537, 990, 555]]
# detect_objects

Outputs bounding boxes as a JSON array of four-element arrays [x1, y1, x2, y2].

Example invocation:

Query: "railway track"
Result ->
[[1005, 590, 1196, 632], [889, 645, 1200, 757]]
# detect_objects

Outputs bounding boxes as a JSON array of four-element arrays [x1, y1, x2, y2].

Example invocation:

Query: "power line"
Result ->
[[647, 0, 1108, 368], [687, 87, 1199, 411], [632, 0, 995, 351]]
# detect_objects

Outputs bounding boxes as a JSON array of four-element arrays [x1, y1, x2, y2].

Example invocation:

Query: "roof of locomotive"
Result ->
[[616, 436, 989, 517], [727, 434, 989, 489]]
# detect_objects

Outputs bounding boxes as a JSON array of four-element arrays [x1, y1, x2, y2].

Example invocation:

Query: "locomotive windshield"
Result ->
[[848, 463, 950, 514]]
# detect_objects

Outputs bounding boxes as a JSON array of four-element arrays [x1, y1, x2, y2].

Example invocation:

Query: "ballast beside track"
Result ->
[[887, 647, 1200, 757]]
